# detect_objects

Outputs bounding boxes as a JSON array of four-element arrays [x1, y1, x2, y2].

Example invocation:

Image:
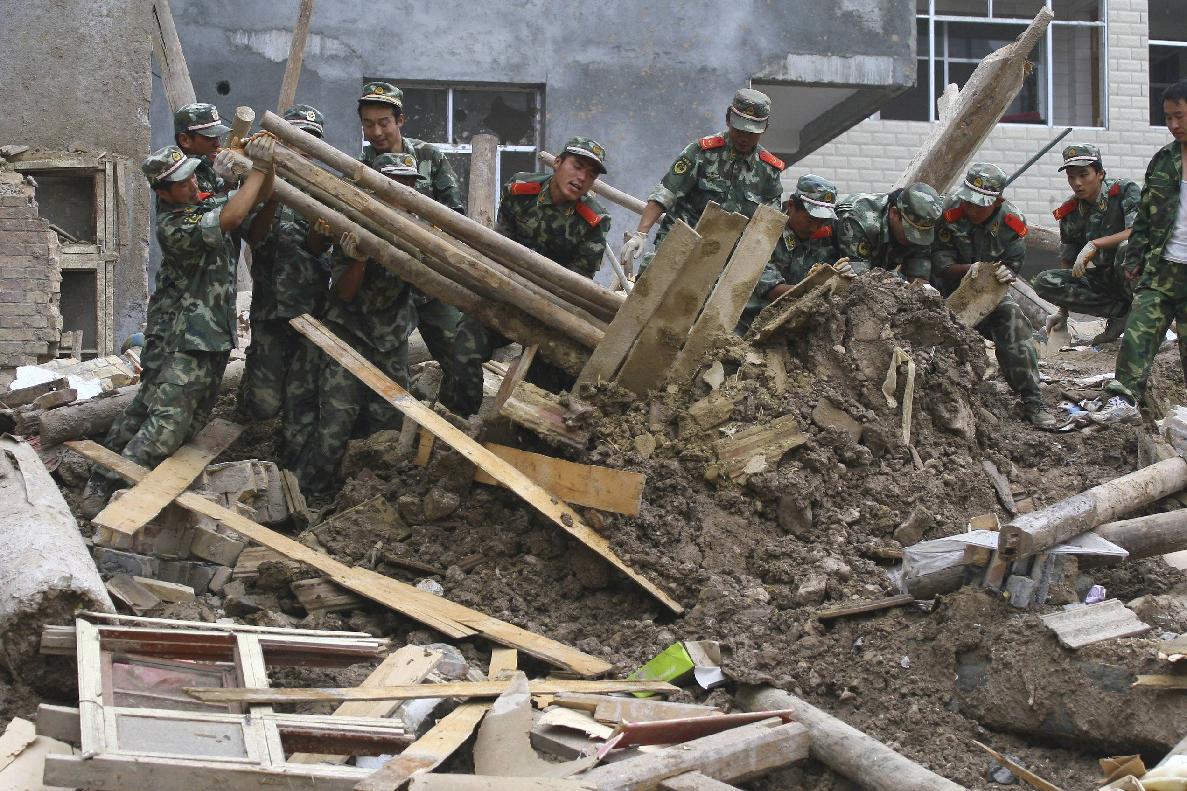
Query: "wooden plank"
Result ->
[[494, 344, 537, 412], [615, 205, 748, 396], [575, 221, 701, 389], [668, 204, 787, 384], [748, 272, 849, 344], [1039, 599, 1151, 649], [1131, 675, 1187, 689], [660, 772, 743, 791], [289, 645, 444, 765], [582, 719, 809, 790], [276, 0, 315, 111], [467, 443, 645, 516], [413, 427, 435, 467], [92, 418, 243, 537], [607, 709, 796, 749], [291, 577, 365, 615], [44, 752, 366, 791], [291, 314, 681, 614], [79, 610, 368, 638], [548, 695, 721, 724], [355, 650, 519, 791], [35, 704, 82, 744], [0, 377, 69, 409], [67, 441, 612, 676], [186, 679, 679, 705], [74, 619, 106, 756], [815, 594, 915, 621], [973, 741, 1065, 791], [149, 0, 196, 112], [713, 413, 807, 480], [746, 263, 838, 341]]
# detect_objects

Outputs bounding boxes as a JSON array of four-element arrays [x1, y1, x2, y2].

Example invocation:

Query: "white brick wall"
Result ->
[[789, 0, 1170, 229]]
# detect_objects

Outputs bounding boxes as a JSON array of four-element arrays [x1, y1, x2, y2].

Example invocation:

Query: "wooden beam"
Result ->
[[815, 594, 915, 621], [150, 0, 196, 112], [66, 440, 612, 676], [467, 443, 645, 516], [467, 133, 499, 229], [575, 221, 700, 388], [668, 204, 787, 384], [493, 344, 537, 412], [44, 752, 365, 791], [186, 678, 679, 705], [91, 418, 242, 537], [277, 0, 315, 112], [713, 413, 807, 480], [354, 650, 519, 791], [607, 709, 796, 749], [615, 205, 747, 396], [660, 772, 743, 791], [291, 314, 681, 614]]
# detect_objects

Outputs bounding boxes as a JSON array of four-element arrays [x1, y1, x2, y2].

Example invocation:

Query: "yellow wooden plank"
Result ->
[[185, 679, 679, 705], [92, 418, 242, 537], [472, 443, 644, 516], [67, 440, 612, 676], [290, 314, 682, 615]]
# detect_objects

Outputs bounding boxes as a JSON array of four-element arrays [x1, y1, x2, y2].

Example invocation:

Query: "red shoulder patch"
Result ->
[[759, 149, 785, 170], [509, 180, 543, 196], [197, 191, 213, 201], [699, 135, 726, 151], [1004, 213, 1028, 237], [575, 201, 602, 227], [943, 205, 965, 224], [1109, 182, 1121, 197], [811, 225, 833, 239], [1052, 198, 1078, 221]]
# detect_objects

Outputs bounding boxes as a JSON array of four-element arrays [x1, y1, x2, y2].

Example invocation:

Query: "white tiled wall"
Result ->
[[789, 0, 1171, 228]]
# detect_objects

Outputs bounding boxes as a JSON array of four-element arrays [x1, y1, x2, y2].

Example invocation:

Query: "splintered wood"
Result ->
[[714, 414, 807, 480], [747, 263, 850, 343]]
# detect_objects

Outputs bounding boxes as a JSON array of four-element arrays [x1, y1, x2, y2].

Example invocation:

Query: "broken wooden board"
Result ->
[[1039, 599, 1151, 649], [288, 645, 444, 765], [668, 204, 787, 385], [713, 413, 807, 480], [746, 263, 841, 343], [576, 221, 701, 389], [355, 649, 519, 791], [185, 678, 680, 705], [606, 709, 796, 749], [973, 740, 1065, 791], [291, 314, 681, 614], [0, 377, 69, 409], [815, 594, 915, 621], [615, 205, 748, 396], [291, 577, 365, 616], [483, 362, 591, 451], [67, 440, 612, 676], [92, 418, 243, 537], [551, 694, 722, 724], [470, 443, 645, 516], [493, 344, 538, 412], [946, 262, 1008, 328]]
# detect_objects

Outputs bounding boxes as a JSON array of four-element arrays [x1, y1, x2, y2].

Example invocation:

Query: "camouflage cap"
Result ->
[[792, 173, 839, 219], [373, 152, 419, 178], [283, 104, 325, 138], [953, 162, 1008, 208], [561, 136, 608, 175], [1058, 143, 1102, 171], [173, 103, 230, 137], [896, 182, 944, 245], [728, 88, 771, 133], [142, 145, 201, 187], [359, 81, 404, 110]]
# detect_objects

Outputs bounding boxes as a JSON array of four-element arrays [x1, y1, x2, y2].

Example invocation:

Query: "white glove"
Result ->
[[213, 149, 249, 180], [245, 132, 276, 169], [619, 231, 646, 277], [993, 263, 1016, 284], [967, 261, 980, 280], [339, 231, 365, 261], [1072, 241, 1098, 277], [1044, 308, 1068, 335], [832, 257, 855, 278]]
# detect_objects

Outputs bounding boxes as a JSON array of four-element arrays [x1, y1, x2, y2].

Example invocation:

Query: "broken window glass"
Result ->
[[453, 89, 538, 146], [400, 87, 448, 142]]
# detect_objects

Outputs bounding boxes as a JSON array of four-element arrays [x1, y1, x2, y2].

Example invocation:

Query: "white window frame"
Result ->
[[912, 0, 1108, 129], [1149, 38, 1187, 127]]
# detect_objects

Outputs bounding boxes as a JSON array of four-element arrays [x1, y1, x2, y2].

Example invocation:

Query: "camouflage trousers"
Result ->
[[977, 296, 1042, 408], [1031, 265, 1132, 319], [106, 349, 229, 472], [293, 322, 409, 497], [1106, 259, 1187, 403], [415, 296, 484, 417], [453, 316, 574, 407], [239, 317, 302, 421]]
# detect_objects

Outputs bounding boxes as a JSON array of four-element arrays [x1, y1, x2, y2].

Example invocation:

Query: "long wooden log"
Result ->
[[258, 111, 625, 319], [998, 457, 1187, 560], [736, 686, 965, 791], [267, 145, 604, 347], [1091, 510, 1187, 561], [150, 0, 195, 112], [276, 0, 315, 112], [538, 150, 648, 215], [469, 133, 499, 228], [895, 7, 1053, 193]]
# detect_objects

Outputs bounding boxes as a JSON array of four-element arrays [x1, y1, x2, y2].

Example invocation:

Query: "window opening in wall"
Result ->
[[885, 0, 1106, 128], [1150, 0, 1187, 126], [27, 172, 97, 243], [60, 270, 99, 353], [365, 81, 543, 204]]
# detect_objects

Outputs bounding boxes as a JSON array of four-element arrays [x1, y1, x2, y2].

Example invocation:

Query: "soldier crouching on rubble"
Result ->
[[81, 138, 275, 516], [834, 182, 944, 285]]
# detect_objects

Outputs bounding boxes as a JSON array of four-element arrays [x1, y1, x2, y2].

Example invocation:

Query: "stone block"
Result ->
[[92, 547, 158, 578], [189, 525, 248, 566], [1005, 575, 1038, 609], [132, 576, 195, 603]]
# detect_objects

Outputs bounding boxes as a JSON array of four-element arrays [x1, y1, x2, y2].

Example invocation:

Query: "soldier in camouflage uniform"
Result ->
[[835, 183, 944, 283], [452, 137, 611, 409], [81, 141, 275, 515], [1091, 81, 1187, 422], [237, 105, 333, 470], [621, 89, 784, 271], [1031, 143, 1141, 345], [740, 173, 842, 330], [173, 103, 231, 195], [355, 81, 481, 415], [932, 163, 1054, 428]]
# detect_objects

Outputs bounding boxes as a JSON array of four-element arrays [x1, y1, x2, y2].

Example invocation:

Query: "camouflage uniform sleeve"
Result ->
[[900, 247, 932, 281], [1000, 232, 1027, 273], [424, 143, 465, 213], [1120, 179, 1142, 229], [1058, 214, 1080, 262], [835, 215, 873, 274], [1123, 152, 1161, 277], [494, 181, 517, 238], [930, 225, 960, 278], [648, 141, 701, 211], [754, 257, 785, 297], [571, 214, 610, 278]]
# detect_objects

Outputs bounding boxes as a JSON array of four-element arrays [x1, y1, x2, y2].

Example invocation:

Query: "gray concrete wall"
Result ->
[[159, 0, 913, 272], [0, 0, 153, 345]]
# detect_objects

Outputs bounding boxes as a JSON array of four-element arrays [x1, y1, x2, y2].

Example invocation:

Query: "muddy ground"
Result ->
[[4, 272, 1187, 790]]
